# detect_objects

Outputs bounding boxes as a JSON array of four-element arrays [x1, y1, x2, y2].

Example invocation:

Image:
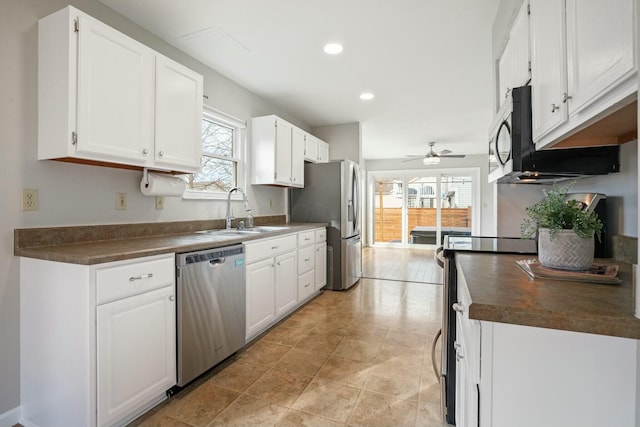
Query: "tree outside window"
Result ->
[[186, 107, 245, 197]]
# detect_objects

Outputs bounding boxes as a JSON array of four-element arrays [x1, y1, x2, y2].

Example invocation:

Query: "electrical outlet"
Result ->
[[116, 192, 127, 210], [22, 188, 39, 211], [155, 196, 164, 210]]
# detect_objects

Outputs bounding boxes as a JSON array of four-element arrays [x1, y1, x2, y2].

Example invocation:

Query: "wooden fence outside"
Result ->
[[374, 207, 472, 243]]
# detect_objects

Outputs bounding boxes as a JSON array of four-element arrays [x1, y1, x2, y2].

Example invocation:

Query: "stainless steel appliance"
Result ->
[[290, 160, 362, 290], [439, 236, 537, 424], [488, 85, 620, 184], [175, 244, 246, 387], [566, 192, 608, 257]]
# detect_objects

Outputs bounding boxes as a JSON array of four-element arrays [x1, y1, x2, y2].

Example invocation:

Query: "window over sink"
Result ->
[[184, 105, 246, 199]]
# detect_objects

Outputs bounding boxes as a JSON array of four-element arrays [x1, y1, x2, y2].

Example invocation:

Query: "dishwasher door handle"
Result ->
[[208, 258, 225, 266]]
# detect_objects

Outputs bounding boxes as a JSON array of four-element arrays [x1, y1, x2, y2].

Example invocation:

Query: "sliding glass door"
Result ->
[[371, 170, 477, 247]]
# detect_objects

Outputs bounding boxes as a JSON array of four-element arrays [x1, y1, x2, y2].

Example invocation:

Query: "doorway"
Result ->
[[370, 169, 479, 247]]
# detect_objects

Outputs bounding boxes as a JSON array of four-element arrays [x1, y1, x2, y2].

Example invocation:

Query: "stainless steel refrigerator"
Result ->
[[290, 160, 362, 290]]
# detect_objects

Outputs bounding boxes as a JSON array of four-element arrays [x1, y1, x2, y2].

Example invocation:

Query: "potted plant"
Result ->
[[521, 183, 602, 271]]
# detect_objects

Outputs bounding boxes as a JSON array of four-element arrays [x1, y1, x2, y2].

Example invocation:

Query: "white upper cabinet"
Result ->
[[291, 127, 305, 187], [251, 115, 308, 187], [565, 0, 636, 116], [529, 0, 637, 148], [304, 133, 330, 163], [154, 56, 203, 172], [530, 0, 568, 141], [75, 14, 155, 165], [38, 6, 203, 173], [497, 1, 530, 110]]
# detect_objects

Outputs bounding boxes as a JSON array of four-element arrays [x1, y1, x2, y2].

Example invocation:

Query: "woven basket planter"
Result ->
[[538, 228, 594, 271]]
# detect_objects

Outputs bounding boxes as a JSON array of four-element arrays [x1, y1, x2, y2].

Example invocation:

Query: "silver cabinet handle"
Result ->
[[142, 148, 149, 155], [271, 245, 279, 250], [305, 258, 311, 262], [562, 92, 572, 103], [129, 273, 153, 282], [551, 103, 560, 113], [169, 295, 175, 301], [305, 283, 310, 288], [452, 302, 466, 313], [158, 151, 164, 157], [456, 353, 464, 361]]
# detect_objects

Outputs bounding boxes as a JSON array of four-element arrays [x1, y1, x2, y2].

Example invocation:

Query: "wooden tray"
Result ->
[[516, 259, 621, 284]]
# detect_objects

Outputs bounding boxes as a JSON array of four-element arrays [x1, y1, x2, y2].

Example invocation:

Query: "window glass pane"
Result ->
[[190, 157, 236, 192], [202, 119, 233, 157]]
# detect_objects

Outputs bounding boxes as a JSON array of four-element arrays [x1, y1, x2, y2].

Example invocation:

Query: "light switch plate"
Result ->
[[116, 193, 127, 210]]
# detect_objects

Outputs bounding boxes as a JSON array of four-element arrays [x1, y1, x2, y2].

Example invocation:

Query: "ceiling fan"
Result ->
[[403, 141, 466, 165]]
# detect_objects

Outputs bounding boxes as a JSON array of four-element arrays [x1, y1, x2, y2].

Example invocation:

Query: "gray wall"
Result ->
[[311, 122, 362, 164], [0, 0, 310, 415], [496, 140, 638, 238]]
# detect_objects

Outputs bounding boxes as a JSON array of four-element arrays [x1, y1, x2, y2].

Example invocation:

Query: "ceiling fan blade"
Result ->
[[437, 149, 452, 155], [404, 155, 424, 158], [440, 154, 466, 158], [402, 157, 424, 162]]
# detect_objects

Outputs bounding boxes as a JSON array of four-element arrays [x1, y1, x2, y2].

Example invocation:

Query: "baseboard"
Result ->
[[0, 406, 21, 427]]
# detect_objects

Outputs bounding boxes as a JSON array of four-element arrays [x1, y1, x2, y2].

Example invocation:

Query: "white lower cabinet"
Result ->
[[455, 264, 639, 427], [246, 258, 277, 339], [244, 228, 326, 342], [275, 251, 298, 317], [314, 227, 327, 290], [97, 286, 175, 426], [20, 254, 176, 427]]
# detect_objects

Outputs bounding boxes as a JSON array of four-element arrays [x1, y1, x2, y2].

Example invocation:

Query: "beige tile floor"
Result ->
[[131, 275, 448, 427]]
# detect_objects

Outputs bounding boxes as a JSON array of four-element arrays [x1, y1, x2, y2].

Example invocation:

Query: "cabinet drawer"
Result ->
[[298, 269, 315, 301], [315, 228, 326, 242], [245, 234, 297, 264], [298, 245, 315, 274], [96, 255, 174, 305], [297, 231, 315, 247]]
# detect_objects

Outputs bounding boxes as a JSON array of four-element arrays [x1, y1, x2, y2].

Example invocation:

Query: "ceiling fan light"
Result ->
[[423, 156, 440, 165]]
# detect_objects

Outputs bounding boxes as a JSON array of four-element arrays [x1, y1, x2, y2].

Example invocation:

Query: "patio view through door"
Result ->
[[373, 172, 475, 247]]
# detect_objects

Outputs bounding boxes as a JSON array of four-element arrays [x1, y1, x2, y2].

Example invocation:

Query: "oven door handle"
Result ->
[[431, 328, 442, 382]]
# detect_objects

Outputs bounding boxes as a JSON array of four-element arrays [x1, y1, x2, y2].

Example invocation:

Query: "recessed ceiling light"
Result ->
[[360, 92, 375, 101], [323, 43, 343, 55]]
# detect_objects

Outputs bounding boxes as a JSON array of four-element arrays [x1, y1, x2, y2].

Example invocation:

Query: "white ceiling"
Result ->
[[99, 0, 501, 159]]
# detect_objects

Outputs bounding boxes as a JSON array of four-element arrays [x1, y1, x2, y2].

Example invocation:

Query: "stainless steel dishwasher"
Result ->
[[176, 244, 245, 387]]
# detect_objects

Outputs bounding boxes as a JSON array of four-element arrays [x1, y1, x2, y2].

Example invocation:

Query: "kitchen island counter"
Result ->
[[456, 252, 640, 340]]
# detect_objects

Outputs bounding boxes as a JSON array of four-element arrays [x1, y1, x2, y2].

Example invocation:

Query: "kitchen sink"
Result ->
[[194, 226, 289, 236]]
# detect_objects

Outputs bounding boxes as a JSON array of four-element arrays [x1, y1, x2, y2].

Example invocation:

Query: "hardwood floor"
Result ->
[[362, 246, 443, 284]]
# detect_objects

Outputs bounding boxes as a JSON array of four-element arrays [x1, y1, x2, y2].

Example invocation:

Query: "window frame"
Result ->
[[183, 105, 247, 200]]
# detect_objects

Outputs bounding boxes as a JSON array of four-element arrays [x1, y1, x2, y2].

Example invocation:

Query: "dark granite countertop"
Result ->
[[456, 252, 640, 340], [15, 219, 326, 265]]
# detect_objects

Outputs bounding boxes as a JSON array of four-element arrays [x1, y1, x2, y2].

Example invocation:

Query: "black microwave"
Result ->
[[488, 86, 620, 184]]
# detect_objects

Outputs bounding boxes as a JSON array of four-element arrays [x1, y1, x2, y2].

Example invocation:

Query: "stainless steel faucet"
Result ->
[[226, 187, 254, 229]]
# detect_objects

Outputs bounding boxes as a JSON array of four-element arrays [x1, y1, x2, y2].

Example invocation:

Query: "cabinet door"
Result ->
[[304, 134, 318, 162], [154, 55, 203, 173], [76, 14, 154, 164], [565, 0, 636, 116], [315, 242, 327, 290], [246, 258, 275, 339], [530, 0, 568, 142], [317, 140, 329, 163], [291, 127, 305, 187], [498, 39, 514, 108], [510, 1, 531, 88], [96, 286, 176, 427], [275, 120, 293, 185], [275, 251, 298, 317], [298, 269, 315, 301]]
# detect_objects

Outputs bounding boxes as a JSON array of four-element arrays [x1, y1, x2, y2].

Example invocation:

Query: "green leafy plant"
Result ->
[[521, 183, 602, 241]]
